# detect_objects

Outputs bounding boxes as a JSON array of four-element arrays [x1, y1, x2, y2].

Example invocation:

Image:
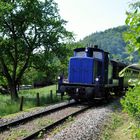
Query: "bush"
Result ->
[[121, 85, 140, 121], [121, 85, 140, 139]]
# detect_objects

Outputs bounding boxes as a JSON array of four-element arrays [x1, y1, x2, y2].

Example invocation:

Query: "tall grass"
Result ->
[[0, 96, 20, 116], [0, 85, 67, 117]]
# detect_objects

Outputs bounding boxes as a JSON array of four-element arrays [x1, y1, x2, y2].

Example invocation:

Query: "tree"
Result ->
[[123, 1, 140, 61], [121, 1, 140, 138], [31, 43, 76, 86], [0, 0, 72, 100], [80, 26, 130, 61]]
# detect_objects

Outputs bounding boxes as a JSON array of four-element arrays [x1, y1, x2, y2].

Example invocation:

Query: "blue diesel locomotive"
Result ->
[[57, 45, 140, 101]]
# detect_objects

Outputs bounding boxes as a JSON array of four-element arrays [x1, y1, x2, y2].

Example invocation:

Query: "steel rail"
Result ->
[[0, 101, 76, 131], [22, 106, 91, 140]]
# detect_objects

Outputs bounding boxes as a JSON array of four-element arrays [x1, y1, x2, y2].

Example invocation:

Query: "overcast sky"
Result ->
[[55, 0, 131, 41]]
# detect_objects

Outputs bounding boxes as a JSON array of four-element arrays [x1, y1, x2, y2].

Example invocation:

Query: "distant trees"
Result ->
[[80, 26, 130, 61], [31, 44, 74, 86], [0, 0, 72, 100], [21, 42, 83, 87]]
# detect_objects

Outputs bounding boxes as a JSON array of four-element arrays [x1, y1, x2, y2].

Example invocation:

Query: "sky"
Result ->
[[55, 0, 131, 41]]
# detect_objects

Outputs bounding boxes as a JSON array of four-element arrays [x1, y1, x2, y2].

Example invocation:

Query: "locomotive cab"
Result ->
[[58, 45, 110, 101], [69, 46, 106, 85]]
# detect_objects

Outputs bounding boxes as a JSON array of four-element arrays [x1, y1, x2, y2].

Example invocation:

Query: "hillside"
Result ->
[[80, 26, 131, 61]]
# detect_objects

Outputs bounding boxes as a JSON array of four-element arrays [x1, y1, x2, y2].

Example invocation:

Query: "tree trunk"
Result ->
[[9, 82, 19, 100]]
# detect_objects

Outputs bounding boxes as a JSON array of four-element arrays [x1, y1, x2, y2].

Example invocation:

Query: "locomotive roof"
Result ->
[[74, 47, 109, 54], [111, 60, 127, 67]]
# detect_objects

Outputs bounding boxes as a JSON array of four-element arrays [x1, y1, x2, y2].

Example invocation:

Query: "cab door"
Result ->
[[93, 60, 103, 83]]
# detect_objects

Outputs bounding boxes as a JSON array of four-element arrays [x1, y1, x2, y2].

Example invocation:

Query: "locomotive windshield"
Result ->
[[93, 51, 103, 60], [75, 51, 86, 57]]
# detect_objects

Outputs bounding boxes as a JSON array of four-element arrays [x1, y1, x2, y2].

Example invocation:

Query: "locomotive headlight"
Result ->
[[95, 77, 99, 82], [58, 76, 61, 80]]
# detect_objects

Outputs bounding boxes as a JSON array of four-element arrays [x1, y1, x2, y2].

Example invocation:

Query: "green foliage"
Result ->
[[66, 116, 74, 122], [80, 26, 135, 62], [0, 85, 67, 116], [21, 68, 43, 85], [101, 113, 123, 140], [125, 121, 140, 139], [123, 1, 140, 61], [0, 0, 73, 99], [111, 114, 123, 129], [121, 85, 140, 139], [0, 97, 19, 116], [120, 1, 140, 138], [29, 42, 83, 85], [121, 86, 140, 121]]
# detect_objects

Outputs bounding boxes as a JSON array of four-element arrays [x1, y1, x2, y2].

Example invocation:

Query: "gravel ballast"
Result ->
[[0, 105, 85, 140], [46, 100, 121, 140], [0, 98, 121, 140], [0, 100, 73, 126]]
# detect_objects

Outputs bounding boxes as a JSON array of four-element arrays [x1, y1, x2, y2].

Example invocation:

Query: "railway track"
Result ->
[[22, 105, 90, 140], [0, 101, 76, 131], [0, 101, 91, 140]]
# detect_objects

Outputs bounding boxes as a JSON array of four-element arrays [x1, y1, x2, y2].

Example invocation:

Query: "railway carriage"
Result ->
[[57, 45, 140, 101]]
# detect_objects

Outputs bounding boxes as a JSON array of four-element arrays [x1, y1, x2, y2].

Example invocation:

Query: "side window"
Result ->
[[112, 64, 118, 79], [108, 63, 113, 80], [93, 52, 103, 60], [94, 60, 102, 79]]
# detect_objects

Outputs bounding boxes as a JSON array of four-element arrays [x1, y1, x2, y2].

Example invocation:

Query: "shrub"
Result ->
[[121, 85, 140, 121], [121, 84, 140, 139]]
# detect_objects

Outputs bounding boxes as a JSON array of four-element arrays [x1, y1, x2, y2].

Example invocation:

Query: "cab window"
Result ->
[[75, 51, 86, 57], [93, 51, 103, 60], [94, 60, 102, 78]]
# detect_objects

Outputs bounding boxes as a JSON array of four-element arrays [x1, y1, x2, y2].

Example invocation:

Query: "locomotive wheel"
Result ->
[[74, 98, 82, 103], [104, 91, 111, 102]]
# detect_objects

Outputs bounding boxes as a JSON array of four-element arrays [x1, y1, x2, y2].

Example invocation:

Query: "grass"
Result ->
[[100, 101, 135, 140], [0, 85, 68, 117], [101, 111, 134, 140]]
